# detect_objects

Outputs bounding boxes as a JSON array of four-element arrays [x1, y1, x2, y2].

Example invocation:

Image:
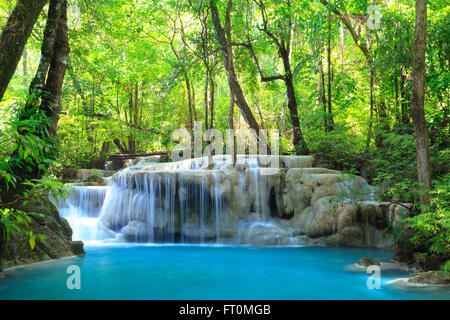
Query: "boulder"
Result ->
[[327, 226, 365, 247], [68, 241, 85, 255], [358, 257, 381, 267], [122, 221, 151, 242], [408, 271, 450, 285], [305, 197, 338, 238], [0, 197, 83, 270], [245, 222, 294, 246]]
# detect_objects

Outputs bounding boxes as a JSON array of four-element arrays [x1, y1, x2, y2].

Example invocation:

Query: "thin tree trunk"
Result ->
[[326, 8, 334, 131], [228, 90, 235, 130], [319, 58, 327, 131], [0, 0, 48, 101], [210, 0, 262, 136], [114, 138, 128, 154], [280, 48, 309, 154], [185, 78, 194, 129], [204, 71, 209, 130], [394, 76, 400, 122], [410, 0, 432, 207], [246, 0, 307, 154], [209, 73, 215, 129], [365, 62, 375, 152], [400, 73, 410, 123], [255, 95, 265, 129]]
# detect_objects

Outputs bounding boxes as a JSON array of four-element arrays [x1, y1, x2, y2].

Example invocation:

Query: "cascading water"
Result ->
[[55, 155, 377, 245], [54, 186, 107, 241]]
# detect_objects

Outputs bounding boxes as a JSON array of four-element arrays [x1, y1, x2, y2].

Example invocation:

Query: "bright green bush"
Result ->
[[406, 176, 450, 256]]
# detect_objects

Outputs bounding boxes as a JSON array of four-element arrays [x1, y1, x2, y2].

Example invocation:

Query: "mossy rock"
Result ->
[[83, 175, 107, 185], [408, 271, 450, 285], [358, 257, 381, 267], [0, 196, 83, 271]]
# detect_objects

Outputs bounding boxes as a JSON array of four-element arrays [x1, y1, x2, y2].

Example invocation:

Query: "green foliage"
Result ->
[[0, 92, 56, 192], [0, 93, 67, 252], [371, 127, 419, 202], [0, 0, 447, 258], [307, 127, 366, 174], [442, 260, 450, 276], [406, 176, 450, 255], [22, 176, 71, 207], [0, 208, 46, 250]]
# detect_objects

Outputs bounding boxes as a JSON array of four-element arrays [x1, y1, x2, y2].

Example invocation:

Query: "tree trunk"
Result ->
[[319, 58, 328, 131], [0, 0, 48, 101], [228, 90, 235, 130], [204, 70, 209, 130], [41, 0, 70, 138], [127, 89, 136, 154], [185, 78, 194, 129], [114, 138, 128, 154], [209, 73, 215, 129], [410, 0, 432, 207], [365, 62, 375, 152], [394, 75, 400, 123], [400, 73, 410, 124], [9, 0, 69, 186], [29, 0, 63, 96], [210, 0, 262, 135], [246, 0, 307, 154], [280, 48, 309, 154], [326, 8, 334, 131], [22, 45, 28, 86]]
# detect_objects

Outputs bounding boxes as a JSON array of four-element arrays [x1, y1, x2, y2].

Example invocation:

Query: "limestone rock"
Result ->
[[245, 222, 294, 246], [122, 221, 151, 242], [0, 197, 82, 270], [408, 271, 450, 285], [358, 257, 381, 267], [305, 197, 338, 238], [68, 241, 85, 255]]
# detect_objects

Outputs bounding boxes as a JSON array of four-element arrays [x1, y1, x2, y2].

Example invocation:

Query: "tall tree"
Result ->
[[326, 8, 334, 131], [410, 0, 432, 206], [210, 0, 263, 137], [29, 0, 63, 97], [244, 0, 309, 154], [0, 0, 48, 101], [12, 0, 69, 183], [41, 0, 70, 138]]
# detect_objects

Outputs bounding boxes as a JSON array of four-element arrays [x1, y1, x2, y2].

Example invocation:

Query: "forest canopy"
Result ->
[[0, 1, 448, 259]]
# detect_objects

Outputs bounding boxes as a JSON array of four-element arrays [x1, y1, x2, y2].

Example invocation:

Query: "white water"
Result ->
[[54, 155, 374, 244]]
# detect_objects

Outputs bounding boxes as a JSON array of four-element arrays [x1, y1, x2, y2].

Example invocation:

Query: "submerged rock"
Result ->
[[122, 221, 151, 242], [358, 257, 381, 267]]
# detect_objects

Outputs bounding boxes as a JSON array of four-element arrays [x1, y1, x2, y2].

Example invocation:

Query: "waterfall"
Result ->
[[54, 155, 377, 246], [54, 186, 107, 241], [213, 172, 222, 243]]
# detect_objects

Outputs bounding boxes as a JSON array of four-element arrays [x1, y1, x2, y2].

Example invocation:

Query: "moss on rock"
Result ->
[[0, 196, 84, 271]]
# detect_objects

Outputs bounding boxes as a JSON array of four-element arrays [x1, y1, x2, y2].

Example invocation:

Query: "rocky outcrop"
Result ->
[[408, 271, 450, 285], [0, 196, 84, 271], [80, 155, 408, 248], [358, 257, 381, 267]]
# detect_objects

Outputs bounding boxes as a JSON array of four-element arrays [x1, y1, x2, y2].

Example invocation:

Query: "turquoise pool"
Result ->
[[0, 245, 449, 300]]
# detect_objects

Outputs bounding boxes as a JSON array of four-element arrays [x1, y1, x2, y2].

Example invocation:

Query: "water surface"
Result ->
[[1, 245, 449, 300]]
